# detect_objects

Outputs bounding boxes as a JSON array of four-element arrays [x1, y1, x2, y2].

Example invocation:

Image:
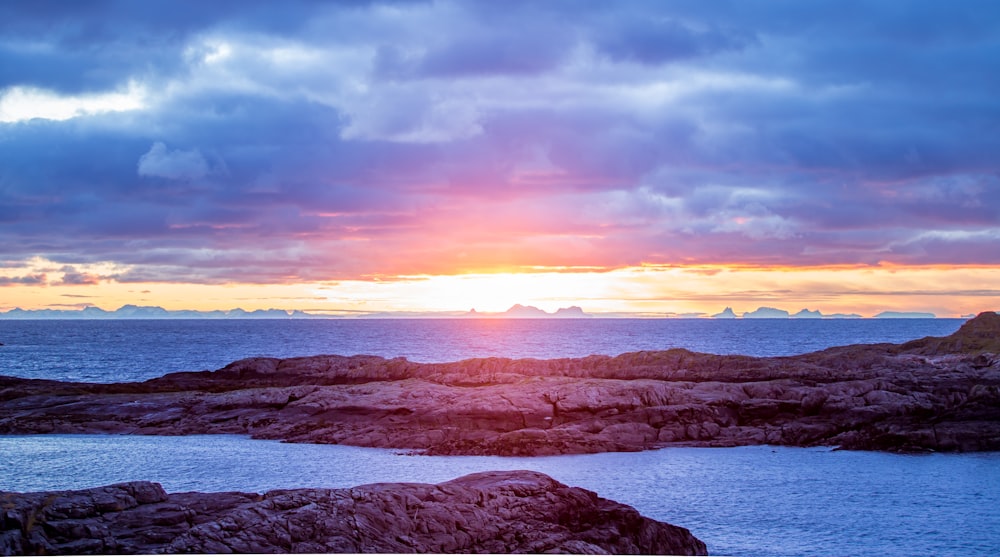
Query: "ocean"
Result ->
[[1, 435, 997, 557], [1, 317, 996, 556], [0, 317, 965, 383]]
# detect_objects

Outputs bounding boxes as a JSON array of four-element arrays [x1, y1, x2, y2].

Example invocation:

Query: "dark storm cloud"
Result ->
[[592, 18, 757, 65], [375, 24, 574, 79], [0, 1, 214, 93], [0, 274, 46, 286], [1, 0, 999, 283], [0, 0, 381, 92], [58, 266, 100, 285]]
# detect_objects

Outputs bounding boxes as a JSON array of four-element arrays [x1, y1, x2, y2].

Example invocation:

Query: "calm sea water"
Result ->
[[0, 318, 964, 383], [0, 318, 992, 556], [1, 435, 997, 557]]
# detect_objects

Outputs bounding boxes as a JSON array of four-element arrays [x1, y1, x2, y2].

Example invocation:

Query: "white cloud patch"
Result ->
[[137, 142, 211, 180], [909, 228, 1000, 243], [0, 82, 147, 123]]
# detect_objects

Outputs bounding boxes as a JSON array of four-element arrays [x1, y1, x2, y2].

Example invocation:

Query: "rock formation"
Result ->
[[1, 312, 999, 455], [0, 471, 706, 555]]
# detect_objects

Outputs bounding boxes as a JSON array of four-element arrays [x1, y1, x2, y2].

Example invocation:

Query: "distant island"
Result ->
[[464, 304, 592, 318], [741, 307, 868, 319], [0, 304, 950, 319], [0, 304, 596, 320], [873, 311, 938, 319], [0, 305, 321, 320], [713, 306, 902, 319]]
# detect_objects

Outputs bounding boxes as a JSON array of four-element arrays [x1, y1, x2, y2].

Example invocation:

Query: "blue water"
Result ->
[[1, 435, 997, 557], [0, 318, 963, 383], [0, 318, 991, 556]]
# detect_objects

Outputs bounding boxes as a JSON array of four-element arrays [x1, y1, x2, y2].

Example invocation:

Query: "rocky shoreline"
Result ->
[[0, 470, 707, 555], [1, 312, 999, 455]]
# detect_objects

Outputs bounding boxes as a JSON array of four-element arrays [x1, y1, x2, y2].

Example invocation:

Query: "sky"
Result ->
[[1, 0, 999, 317]]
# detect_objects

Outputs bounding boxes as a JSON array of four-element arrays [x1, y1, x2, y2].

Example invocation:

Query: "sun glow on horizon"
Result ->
[[2, 2, 1000, 325], [3, 260, 999, 318]]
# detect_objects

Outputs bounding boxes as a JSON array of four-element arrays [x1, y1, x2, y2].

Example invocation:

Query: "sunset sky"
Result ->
[[2, 1, 999, 317]]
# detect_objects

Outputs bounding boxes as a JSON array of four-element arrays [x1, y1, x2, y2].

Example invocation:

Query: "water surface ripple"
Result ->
[[1, 435, 997, 557], [0, 318, 963, 382]]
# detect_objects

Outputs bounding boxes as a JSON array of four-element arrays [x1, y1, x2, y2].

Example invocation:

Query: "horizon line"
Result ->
[[0, 304, 987, 320]]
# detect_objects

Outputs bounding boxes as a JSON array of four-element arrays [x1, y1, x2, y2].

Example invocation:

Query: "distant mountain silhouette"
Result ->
[[791, 309, 823, 319], [503, 304, 550, 318], [709, 307, 919, 319], [743, 307, 790, 319], [0, 305, 304, 320], [463, 304, 592, 318], [553, 306, 589, 318], [874, 311, 937, 319], [711, 307, 737, 319], [0, 304, 945, 320]]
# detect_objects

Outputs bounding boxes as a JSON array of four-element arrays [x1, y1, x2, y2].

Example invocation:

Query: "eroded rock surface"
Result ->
[[1, 312, 999, 454], [0, 471, 706, 555]]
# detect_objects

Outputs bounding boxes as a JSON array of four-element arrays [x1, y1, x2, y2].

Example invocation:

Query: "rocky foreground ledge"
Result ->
[[0, 470, 707, 555], [2, 312, 999, 455]]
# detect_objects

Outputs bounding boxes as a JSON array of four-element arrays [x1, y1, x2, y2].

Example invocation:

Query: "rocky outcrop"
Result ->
[[0, 471, 706, 555], [1, 312, 999, 454]]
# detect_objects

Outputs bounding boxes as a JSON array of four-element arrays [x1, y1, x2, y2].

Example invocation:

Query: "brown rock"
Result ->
[[1, 311, 999, 454], [0, 471, 707, 555]]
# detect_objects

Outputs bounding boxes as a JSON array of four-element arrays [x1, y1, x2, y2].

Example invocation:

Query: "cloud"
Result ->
[[710, 203, 799, 241], [0, 274, 46, 286], [1, 0, 999, 285], [137, 142, 211, 180], [0, 83, 147, 123], [378, 27, 574, 79], [592, 17, 757, 65], [58, 266, 101, 286], [0, 0, 338, 93]]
